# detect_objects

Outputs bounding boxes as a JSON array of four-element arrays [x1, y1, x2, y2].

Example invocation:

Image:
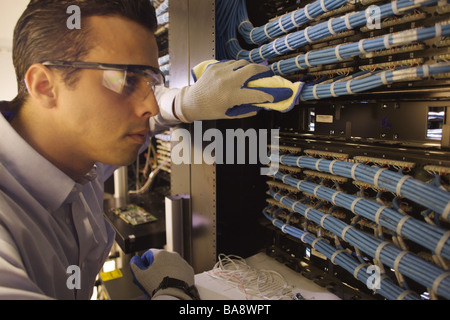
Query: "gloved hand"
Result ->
[[173, 59, 304, 122], [130, 249, 199, 300]]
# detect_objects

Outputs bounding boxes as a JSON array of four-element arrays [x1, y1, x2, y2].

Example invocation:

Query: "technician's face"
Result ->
[[55, 15, 160, 167]]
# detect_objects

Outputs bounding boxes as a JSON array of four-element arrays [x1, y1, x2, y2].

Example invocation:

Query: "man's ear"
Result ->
[[24, 64, 58, 108]]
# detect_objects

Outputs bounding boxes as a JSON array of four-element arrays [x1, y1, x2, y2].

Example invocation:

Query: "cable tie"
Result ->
[[277, 60, 285, 76], [397, 290, 417, 300], [373, 168, 387, 188], [264, 23, 273, 41], [295, 55, 305, 71], [353, 263, 368, 279], [248, 50, 255, 63], [304, 4, 313, 21], [296, 179, 303, 190], [270, 63, 276, 74], [236, 50, 244, 61], [225, 38, 238, 46], [393, 250, 409, 271], [375, 241, 390, 261], [375, 205, 388, 224], [330, 82, 338, 97], [272, 218, 278, 226], [328, 160, 337, 174], [384, 35, 392, 49], [278, 17, 288, 34], [313, 85, 319, 100], [341, 225, 353, 241], [304, 52, 312, 67], [313, 185, 321, 197], [373, 275, 389, 293], [344, 13, 353, 30], [258, 46, 266, 61], [328, 18, 336, 35], [331, 191, 342, 205], [281, 224, 288, 233], [238, 20, 251, 32], [351, 198, 361, 214], [315, 158, 323, 171], [300, 231, 310, 243], [291, 11, 300, 28], [392, 0, 399, 15], [396, 175, 411, 195], [249, 28, 257, 45], [351, 163, 360, 180], [346, 80, 354, 94], [304, 27, 312, 44], [280, 195, 287, 205], [335, 45, 343, 61], [282, 174, 288, 184], [443, 201, 450, 220], [380, 71, 389, 85], [296, 156, 303, 167], [331, 249, 346, 264], [422, 64, 430, 78], [320, 0, 328, 13], [436, 23, 442, 38], [312, 238, 322, 249], [291, 200, 301, 212], [284, 34, 295, 51], [396, 215, 412, 236], [320, 214, 330, 228], [358, 40, 367, 54], [304, 207, 312, 220], [432, 272, 450, 295], [277, 61, 285, 76], [435, 230, 450, 256]]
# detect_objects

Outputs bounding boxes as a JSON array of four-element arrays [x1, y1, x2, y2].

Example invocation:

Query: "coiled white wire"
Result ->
[[207, 254, 294, 300]]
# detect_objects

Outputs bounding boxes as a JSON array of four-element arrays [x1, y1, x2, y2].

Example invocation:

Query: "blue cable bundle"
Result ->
[[271, 155, 450, 221], [271, 23, 450, 76], [155, 0, 169, 17], [263, 207, 420, 300], [268, 170, 450, 260], [267, 189, 450, 299], [238, 0, 349, 45], [219, 0, 439, 63], [299, 63, 450, 100]]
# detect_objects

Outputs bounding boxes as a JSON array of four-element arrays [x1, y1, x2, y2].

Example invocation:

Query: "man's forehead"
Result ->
[[85, 15, 158, 66]]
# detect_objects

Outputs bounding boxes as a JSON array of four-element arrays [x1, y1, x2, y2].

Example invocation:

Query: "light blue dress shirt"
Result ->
[[0, 113, 116, 299], [0, 86, 181, 300]]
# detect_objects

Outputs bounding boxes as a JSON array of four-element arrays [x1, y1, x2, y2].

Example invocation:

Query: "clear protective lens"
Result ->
[[102, 68, 165, 100], [102, 70, 126, 94]]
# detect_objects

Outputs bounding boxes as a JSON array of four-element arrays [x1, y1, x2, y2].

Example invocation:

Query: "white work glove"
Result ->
[[130, 249, 199, 300], [173, 59, 304, 122]]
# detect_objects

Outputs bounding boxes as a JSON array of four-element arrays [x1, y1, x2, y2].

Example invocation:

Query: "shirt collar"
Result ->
[[0, 114, 94, 212]]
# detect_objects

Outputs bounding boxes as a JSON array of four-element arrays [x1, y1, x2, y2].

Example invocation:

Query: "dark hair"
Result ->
[[6, 0, 157, 112]]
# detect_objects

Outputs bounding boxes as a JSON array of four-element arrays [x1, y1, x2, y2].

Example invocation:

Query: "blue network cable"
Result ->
[[267, 189, 450, 299], [270, 154, 450, 221], [268, 170, 450, 260], [263, 207, 420, 300]]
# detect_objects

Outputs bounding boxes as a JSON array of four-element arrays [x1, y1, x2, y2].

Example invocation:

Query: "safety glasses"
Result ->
[[41, 60, 166, 101]]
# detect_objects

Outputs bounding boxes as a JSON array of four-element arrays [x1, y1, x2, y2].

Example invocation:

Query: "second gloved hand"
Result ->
[[173, 59, 304, 122], [130, 249, 199, 300]]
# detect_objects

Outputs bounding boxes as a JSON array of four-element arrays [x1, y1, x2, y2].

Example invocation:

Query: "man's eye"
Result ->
[[122, 75, 139, 96]]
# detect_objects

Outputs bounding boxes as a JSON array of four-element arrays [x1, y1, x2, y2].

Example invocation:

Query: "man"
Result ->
[[0, 0, 302, 300]]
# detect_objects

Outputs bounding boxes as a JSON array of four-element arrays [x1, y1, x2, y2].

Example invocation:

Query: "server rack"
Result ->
[[158, 0, 450, 299]]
